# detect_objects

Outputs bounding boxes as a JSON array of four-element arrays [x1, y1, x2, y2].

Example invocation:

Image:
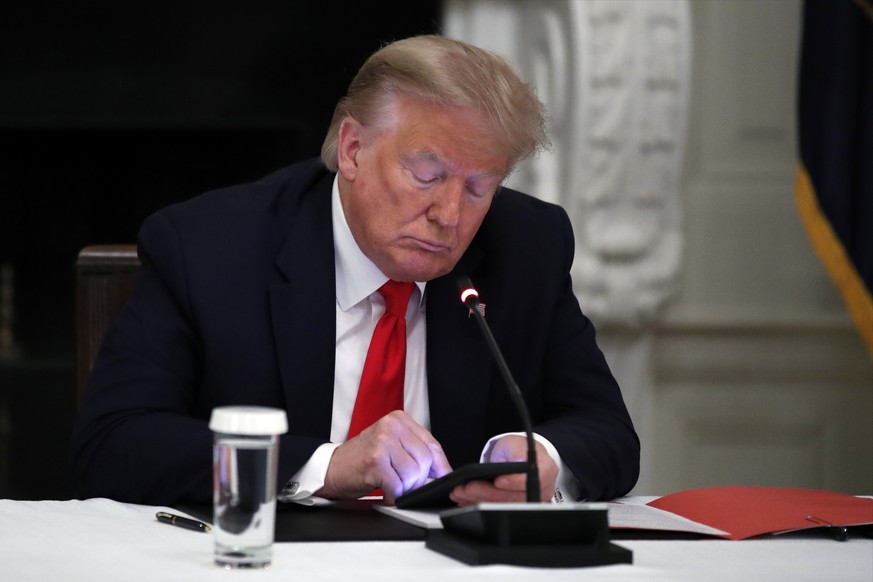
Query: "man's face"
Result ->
[[336, 97, 510, 282]]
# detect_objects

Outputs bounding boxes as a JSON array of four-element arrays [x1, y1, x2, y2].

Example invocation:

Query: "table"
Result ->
[[1, 498, 871, 581]]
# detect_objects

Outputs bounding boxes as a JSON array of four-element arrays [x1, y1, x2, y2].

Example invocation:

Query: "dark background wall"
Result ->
[[0, 1, 441, 499]]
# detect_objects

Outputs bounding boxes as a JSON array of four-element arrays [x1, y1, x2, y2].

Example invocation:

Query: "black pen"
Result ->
[[805, 515, 849, 542], [156, 511, 212, 533]]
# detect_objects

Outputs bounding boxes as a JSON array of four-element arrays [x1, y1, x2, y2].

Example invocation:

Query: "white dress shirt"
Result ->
[[282, 177, 577, 503]]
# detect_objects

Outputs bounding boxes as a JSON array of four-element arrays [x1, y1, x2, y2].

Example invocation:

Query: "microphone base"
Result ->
[[425, 503, 632, 568]]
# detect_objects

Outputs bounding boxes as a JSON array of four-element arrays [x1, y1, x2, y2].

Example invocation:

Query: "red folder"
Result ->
[[647, 486, 873, 540]]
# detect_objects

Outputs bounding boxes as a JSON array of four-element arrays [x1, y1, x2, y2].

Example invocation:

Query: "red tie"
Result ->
[[347, 280, 416, 439]]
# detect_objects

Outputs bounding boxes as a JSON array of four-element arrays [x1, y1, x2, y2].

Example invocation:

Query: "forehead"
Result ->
[[379, 97, 511, 176]]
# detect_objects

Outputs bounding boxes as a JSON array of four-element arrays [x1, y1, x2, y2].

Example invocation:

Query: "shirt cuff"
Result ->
[[278, 442, 340, 505], [480, 432, 581, 503]]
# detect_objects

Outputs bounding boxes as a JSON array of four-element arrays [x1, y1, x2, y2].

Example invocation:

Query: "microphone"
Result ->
[[423, 277, 631, 567], [456, 276, 540, 503]]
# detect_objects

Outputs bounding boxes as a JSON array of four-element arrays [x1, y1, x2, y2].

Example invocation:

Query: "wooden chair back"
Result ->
[[75, 245, 140, 404]]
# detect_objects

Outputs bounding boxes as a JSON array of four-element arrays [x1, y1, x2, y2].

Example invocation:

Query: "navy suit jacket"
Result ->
[[71, 158, 639, 505]]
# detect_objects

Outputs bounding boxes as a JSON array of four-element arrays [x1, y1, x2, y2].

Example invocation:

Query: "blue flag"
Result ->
[[796, 0, 873, 357]]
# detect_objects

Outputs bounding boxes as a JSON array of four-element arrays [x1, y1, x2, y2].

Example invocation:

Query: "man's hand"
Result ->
[[448, 435, 559, 506], [315, 411, 452, 504]]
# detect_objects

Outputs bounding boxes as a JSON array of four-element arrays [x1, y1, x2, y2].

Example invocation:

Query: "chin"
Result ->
[[393, 263, 453, 283], [385, 252, 455, 283]]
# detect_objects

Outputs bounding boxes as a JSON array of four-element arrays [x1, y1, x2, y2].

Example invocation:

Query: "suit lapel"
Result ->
[[270, 173, 336, 440], [426, 246, 495, 463]]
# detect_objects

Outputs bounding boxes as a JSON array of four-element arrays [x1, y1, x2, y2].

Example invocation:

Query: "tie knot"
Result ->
[[378, 280, 415, 318]]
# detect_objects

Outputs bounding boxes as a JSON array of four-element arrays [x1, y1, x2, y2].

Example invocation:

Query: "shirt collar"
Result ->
[[332, 176, 426, 311]]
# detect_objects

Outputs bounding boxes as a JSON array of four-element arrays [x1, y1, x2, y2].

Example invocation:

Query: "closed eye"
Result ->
[[465, 179, 501, 200], [411, 171, 440, 185]]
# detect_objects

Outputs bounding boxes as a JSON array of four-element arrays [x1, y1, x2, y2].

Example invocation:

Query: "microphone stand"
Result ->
[[461, 283, 540, 503], [423, 277, 633, 568]]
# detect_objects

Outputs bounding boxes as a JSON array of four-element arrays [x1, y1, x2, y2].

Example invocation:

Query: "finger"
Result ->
[[394, 444, 447, 491], [493, 473, 527, 492], [379, 466, 403, 503], [449, 480, 525, 506], [356, 445, 419, 503], [369, 415, 446, 493], [494, 473, 557, 502], [382, 412, 451, 481], [390, 446, 432, 492], [426, 442, 452, 478], [392, 438, 452, 491], [495, 473, 557, 502], [383, 410, 432, 439], [344, 424, 413, 496], [489, 446, 523, 464], [393, 415, 450, 464]]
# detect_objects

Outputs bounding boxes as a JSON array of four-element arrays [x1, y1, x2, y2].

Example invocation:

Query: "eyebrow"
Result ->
[[404, 150, 507, 179], [403, 151, 442, 167]]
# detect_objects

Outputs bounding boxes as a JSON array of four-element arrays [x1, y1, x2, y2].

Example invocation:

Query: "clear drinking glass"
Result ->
[[209, 406, 288, 569]]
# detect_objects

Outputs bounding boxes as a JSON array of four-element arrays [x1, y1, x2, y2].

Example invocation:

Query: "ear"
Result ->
[[336, 117, 365, 181]]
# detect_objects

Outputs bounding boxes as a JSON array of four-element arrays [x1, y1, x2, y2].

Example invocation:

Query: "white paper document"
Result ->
[[375, 505, 444, 529], [376, 497, 728, 537], [607, 497, 729, 536]]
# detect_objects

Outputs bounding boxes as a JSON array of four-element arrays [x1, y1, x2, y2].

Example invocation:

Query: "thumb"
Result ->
[[488, 436, 526, 463]]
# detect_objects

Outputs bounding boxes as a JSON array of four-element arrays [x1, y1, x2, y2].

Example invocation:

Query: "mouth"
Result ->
[[409, 237, 452, 253]]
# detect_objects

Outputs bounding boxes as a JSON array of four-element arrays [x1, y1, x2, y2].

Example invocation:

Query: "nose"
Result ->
[[426, 179, 464, 227]]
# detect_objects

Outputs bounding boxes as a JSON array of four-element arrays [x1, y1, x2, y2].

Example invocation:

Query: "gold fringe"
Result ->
[[853, 0, 873, 23], [796, 162, 873, 359]]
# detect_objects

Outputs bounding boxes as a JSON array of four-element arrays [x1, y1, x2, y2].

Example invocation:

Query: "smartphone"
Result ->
[[394, 461, 529, 509]]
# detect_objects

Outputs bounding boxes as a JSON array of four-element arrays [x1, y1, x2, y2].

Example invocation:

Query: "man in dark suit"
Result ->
[[71, 35, 639, 506]]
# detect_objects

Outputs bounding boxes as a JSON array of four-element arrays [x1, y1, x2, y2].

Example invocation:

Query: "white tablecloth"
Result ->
[[1, 498, 871, 582]]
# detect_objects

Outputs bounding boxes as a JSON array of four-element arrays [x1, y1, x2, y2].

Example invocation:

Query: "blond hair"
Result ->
[[320, 35, 549, 172]]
